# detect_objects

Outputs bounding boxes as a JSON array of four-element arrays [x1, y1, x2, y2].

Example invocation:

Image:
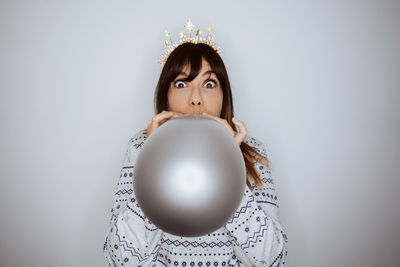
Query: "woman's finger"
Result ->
[[148, 111, 183, 137], [155, 112, 174, 125], [156, 110, 184, 125], [232, 117, 248, 145]]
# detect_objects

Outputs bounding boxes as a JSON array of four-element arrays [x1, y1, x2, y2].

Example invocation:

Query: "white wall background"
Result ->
[[1, 0, 399, 266]]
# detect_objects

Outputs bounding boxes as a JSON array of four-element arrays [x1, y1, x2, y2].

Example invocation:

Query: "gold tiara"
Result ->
[[158, 18, 222, 66]]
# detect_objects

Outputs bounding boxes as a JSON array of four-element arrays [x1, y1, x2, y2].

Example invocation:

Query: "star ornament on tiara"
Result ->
[[158, 18, 222, 66]]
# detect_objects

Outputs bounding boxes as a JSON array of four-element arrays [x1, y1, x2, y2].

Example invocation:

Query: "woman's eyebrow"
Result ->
[[178, 70, 215, 77]]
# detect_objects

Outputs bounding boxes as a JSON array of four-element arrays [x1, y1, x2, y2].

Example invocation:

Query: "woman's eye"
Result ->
[[204, 79, 217, 88], [174, 81, 186, 88]]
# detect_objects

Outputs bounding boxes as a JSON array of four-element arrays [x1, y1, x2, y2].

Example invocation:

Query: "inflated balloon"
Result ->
[[133, 114, 246, 237]]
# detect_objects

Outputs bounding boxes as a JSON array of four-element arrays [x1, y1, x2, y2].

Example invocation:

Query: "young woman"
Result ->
[[103, 42, 288, 266]]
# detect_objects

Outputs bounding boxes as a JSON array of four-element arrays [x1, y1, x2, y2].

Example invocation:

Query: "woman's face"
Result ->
[[167, 58, 223, 117]]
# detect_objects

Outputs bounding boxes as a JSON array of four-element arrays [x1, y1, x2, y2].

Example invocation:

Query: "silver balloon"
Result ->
[[133, 114, 246, 237]]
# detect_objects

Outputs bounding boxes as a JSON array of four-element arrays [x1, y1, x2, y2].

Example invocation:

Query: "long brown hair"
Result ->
[[153, 42, 271, 191]]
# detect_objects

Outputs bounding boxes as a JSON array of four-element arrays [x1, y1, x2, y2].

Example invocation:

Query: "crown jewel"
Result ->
[[158, 19, 222, 66]]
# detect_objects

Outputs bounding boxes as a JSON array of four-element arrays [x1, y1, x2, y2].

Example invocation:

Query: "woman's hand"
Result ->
[[202, 112, 248, 146], [147, 110, 184, 137]]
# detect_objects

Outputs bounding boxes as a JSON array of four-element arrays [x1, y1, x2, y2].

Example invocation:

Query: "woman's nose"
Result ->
[[190, 87, 202, 106], [191, 100, 201, 106]]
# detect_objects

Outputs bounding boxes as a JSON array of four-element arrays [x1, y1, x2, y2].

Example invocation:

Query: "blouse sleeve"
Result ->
[[103, 129, 164, 266], [224, 141, 289, 266]]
